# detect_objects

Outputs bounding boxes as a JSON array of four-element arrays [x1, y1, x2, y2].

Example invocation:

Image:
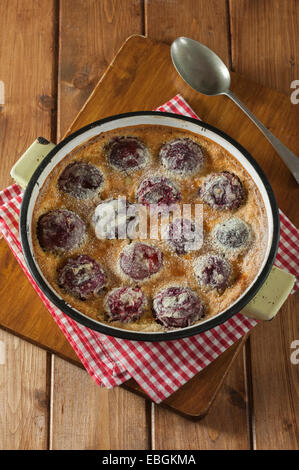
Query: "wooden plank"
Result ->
[[49, 0, 150, 450], [153, 349, 250, 449], [250, 296, 299, 449], [0, 0, 57, 189], [50, 356, 149, 450], [0, 0, 57, 449], [229, 0, 299, 94], [229, 0, 299, 449], [57, 0, 143, 139], [145, 0, 230, 66], [0, 329, 49, 449]]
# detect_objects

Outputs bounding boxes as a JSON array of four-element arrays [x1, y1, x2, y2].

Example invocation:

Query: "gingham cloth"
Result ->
[[0, 95, 298, 403]]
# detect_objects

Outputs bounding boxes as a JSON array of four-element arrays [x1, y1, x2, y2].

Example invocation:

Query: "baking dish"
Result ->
[[11, 112, 295, 341]]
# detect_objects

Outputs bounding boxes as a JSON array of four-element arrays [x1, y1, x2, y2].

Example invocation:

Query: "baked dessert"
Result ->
[[32, 125, 268, 332]]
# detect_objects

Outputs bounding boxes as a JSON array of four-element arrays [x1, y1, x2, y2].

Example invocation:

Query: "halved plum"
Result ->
[[136, 176, 181, 207], [159, 138, 204, 175], [92, 198, 138, 240], [37, 209, 86, 253], [199, 171, 245, 210], [166, 218, 203, 255], [58, 161, 104, 199], [153, 286, 205, 329], [57, 254, 106, 300], [105, 287, 146, 322], [106, 136, 149, 172], [119, 242, 163, 281], [212, 217, 253, 252], [194, 253, 232, 291]]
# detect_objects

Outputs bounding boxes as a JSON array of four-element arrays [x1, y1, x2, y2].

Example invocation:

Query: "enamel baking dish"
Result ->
[[11, 112, 295, 341]]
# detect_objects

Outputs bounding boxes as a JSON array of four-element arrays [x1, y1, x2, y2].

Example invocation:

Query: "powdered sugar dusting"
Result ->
[[159, 138, 205, 176], [136, 175, 182, 206], [212, 217, 253, 257], [119, 242, 164, 281], [153, 286, 205, 329], [105, 286, 146, 322], [193, 254, 232, 292], [106, 136, 149, 172], [199, 171, 245, 210]]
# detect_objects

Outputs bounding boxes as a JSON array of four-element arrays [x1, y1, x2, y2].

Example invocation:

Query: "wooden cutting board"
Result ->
[[0, 35, 298, 418]]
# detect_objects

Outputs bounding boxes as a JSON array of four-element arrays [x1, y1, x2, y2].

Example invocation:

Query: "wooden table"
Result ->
[[0, 0, 298, 450]]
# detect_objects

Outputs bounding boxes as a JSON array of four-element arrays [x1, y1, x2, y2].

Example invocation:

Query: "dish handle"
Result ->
[[10, 137, 55, 189], [10, 138, 295, 322], [241, 266, 295, 321]]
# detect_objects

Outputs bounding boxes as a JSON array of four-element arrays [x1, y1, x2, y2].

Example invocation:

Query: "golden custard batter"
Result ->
[[32, 125, 268, 332]]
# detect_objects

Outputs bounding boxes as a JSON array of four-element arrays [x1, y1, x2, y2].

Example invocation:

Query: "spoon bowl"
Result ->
[[171, 37, 230, 96]]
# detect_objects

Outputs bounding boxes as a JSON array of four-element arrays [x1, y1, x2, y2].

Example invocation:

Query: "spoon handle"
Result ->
[[225, 89, 299, 183]]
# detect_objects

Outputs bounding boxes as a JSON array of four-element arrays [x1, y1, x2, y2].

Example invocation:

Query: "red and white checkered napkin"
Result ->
[[1, 95, 298, 403]]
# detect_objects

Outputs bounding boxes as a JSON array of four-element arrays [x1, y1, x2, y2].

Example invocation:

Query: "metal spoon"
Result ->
[[171, 37, 299, 183]]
